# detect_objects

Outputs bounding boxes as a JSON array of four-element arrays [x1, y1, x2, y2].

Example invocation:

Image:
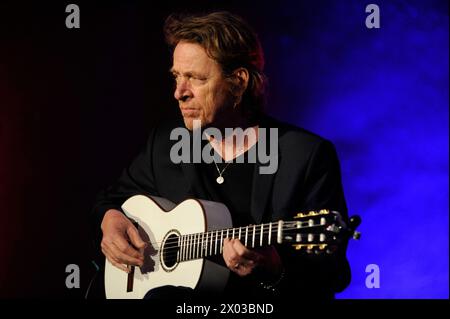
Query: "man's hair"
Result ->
[[164, 11, 267, 121]]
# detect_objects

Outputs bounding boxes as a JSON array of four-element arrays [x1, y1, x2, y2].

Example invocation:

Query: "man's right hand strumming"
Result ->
[[100, 209, 146, 273]]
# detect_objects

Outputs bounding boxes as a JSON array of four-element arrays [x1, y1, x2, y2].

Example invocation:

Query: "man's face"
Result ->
[[171, 41, 233, 130]]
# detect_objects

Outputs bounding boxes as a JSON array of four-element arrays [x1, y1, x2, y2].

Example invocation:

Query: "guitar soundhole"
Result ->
[[161, 232, 180, 271]]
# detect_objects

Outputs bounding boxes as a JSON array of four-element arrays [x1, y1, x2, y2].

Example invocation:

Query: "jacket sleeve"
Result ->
[[278, 139, 351, 298]]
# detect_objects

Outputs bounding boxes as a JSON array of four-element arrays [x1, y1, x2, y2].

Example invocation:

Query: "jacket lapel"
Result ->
[[251, 162, 276, 224], [250, 118, 280, 224]]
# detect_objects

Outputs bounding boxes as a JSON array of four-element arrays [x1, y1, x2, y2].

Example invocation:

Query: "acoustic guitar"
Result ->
[[104, 195, 360, 299]]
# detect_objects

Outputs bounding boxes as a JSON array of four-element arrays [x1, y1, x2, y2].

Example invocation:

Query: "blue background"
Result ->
[[259, 0, 448, 298]]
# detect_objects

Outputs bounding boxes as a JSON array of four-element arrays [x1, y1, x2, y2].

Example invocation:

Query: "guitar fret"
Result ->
[[220, 230, 224, 253], [184, 235, 187, 261], [191, 234, 194, 260], [200, 233, 203, 258], [182, 236, 185, 260], [252, 225, 256, 248], [209, 232, 213, 256], [177, 236, 180, 262], [268, 222, 272, 245], [184, 235, 189, 260], [201, 233, 204, 258], [201, 232, 205, 257], [192, 234, 196, 260], [277, 220, 283, 244], [191, 234, 195, 260], [200, 233, 208, 257], [238, 227, 242, 241], [205, 232, 209, 257], [245, 226, 248, 246], [199, 233, 202, 258], [197, 234, 203, 258], [187, 234, 191, 260], [260, 224, 264, 247], [180, 235, 183, 262], [194, 233, 198, 259], [204, 232, 208, 257], [185, 235, 191, 260], [215, 230, 218, 255], [206, 232, 209, 257], [194, 234, 197, 259], [178, 235, 182, 262], [232, 228, 235, 239]]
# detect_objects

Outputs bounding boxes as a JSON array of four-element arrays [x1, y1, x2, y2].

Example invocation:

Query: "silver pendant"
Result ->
[[216, 176, 224, 184]]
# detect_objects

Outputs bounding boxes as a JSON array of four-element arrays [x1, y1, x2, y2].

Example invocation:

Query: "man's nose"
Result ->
[[174, 80, 192, 101]]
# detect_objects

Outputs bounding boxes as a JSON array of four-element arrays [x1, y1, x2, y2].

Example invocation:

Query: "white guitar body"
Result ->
[[105, 195, 232, 299], [104, 195, 360, 299]]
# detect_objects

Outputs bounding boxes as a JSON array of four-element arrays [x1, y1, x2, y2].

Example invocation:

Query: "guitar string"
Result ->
[[137, 224, 336, 261], [160, 234, 330, 262], [138, 222, 330, 249]]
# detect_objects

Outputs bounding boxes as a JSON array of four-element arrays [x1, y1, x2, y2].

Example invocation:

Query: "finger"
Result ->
[[227, 239, 254, 263], [102, 235, 143, 263], [232, 239, 260, 264], [222, 238, 242, 267], [102, 245, 129, 273], [222, 238, 233, 255], [109, 241, 144, 266], [222, 240, 254, 272], [110, 259, 131, 273], [113, 235, 144, 261], [126, 225, 147, 250]]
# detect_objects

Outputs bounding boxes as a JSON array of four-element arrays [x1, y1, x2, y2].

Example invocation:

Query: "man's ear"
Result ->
[[231, 67, 249, 96]]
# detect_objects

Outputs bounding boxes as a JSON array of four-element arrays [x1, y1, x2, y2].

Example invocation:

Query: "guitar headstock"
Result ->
[[281, 209, 361, 254]]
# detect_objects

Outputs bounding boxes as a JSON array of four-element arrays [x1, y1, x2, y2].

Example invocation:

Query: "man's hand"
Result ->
[[222, 238, 283, 278], [100, 209, 146, 273]]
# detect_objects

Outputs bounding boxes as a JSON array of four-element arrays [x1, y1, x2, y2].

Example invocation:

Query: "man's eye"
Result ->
[[191, 77, 207, 84]]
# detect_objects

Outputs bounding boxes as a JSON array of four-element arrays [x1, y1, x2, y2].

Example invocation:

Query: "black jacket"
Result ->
[[92, 115, 351, 300]]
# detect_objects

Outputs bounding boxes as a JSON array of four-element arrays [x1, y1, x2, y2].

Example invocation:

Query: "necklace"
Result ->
[[213, 160, 231, 184]]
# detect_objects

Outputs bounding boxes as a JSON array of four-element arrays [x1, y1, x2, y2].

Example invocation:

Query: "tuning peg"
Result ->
[[347, 215, 362, 240], [327, 225, 340, 233], [349, 215, 362, 229], [353, 231, 361, 240]]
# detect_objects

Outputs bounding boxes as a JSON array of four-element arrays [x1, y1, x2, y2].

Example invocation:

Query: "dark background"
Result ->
[[0, 1, 448, 299]]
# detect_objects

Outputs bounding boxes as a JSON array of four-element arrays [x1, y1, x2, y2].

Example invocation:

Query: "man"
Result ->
[[92, 11, 351, 300]]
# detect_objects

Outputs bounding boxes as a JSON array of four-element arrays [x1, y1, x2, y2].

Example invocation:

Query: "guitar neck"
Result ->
[[176, 221, 292, 262]]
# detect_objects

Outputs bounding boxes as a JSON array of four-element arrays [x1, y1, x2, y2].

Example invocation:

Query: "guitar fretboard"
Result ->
[[171, 219, 325, 262]]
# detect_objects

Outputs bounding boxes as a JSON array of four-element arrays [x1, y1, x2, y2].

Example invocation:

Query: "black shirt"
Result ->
[[199, 143, 256, 228], [197, 143, 273, 298]]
